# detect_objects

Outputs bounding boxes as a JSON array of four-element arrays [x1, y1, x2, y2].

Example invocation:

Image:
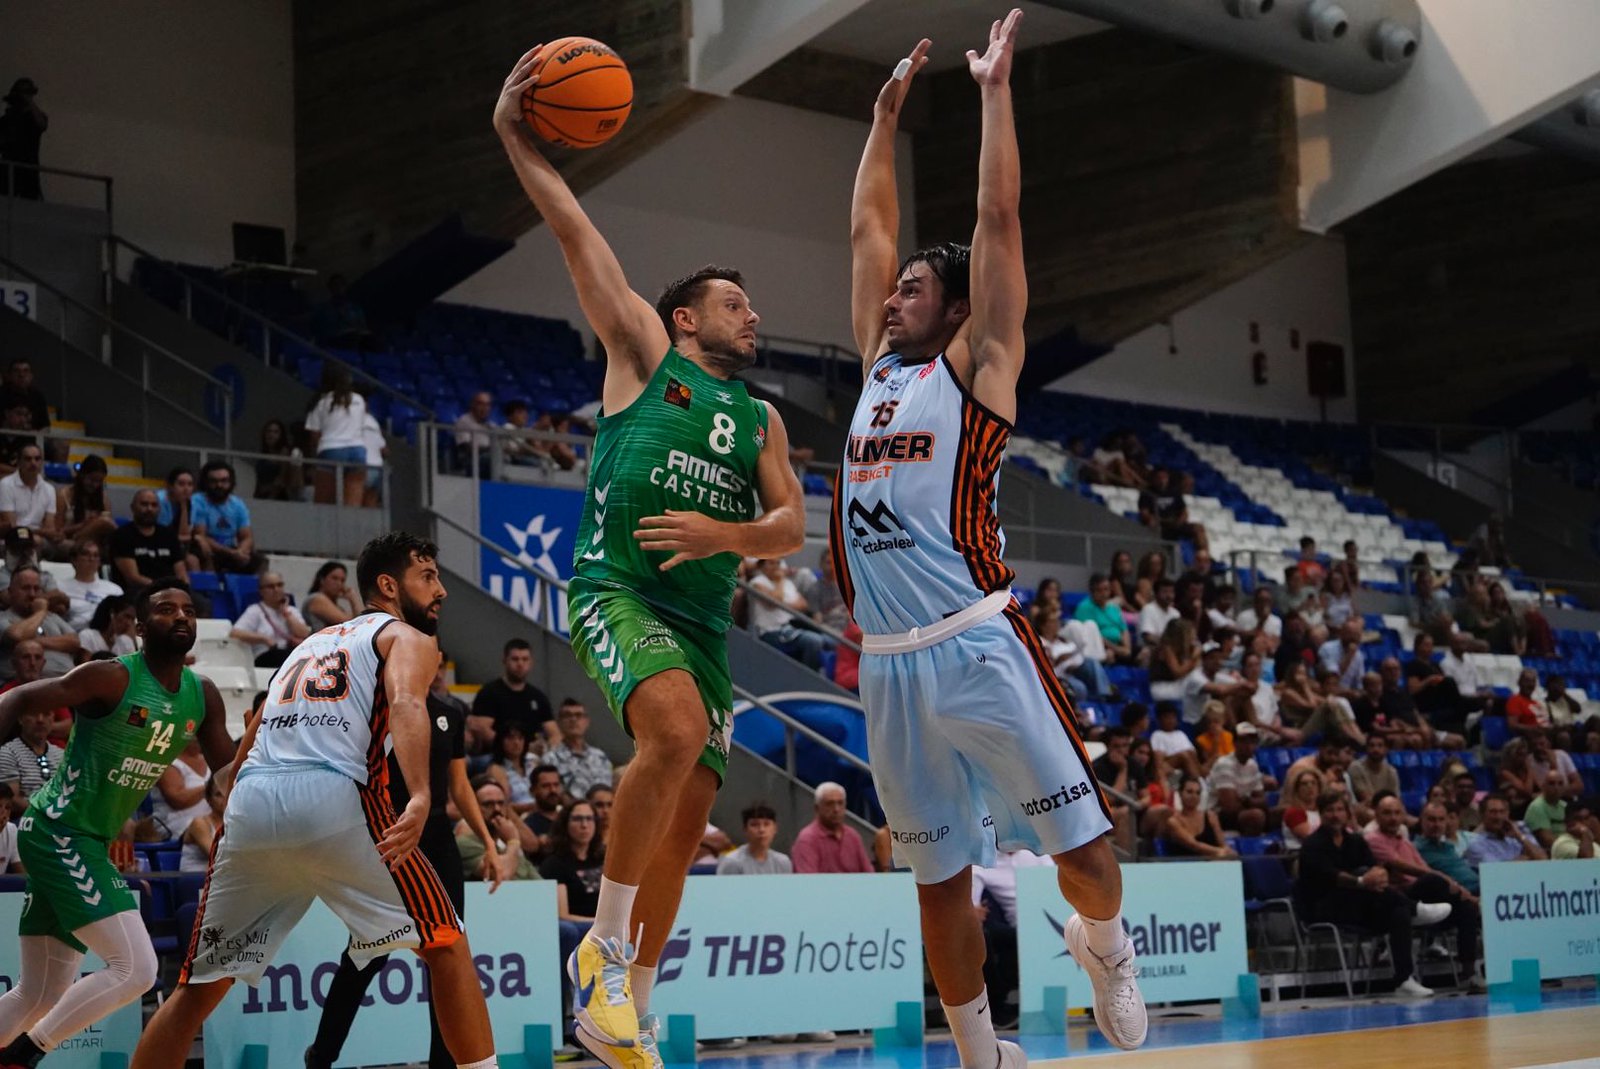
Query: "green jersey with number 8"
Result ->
[[28, 652, 204, 840], [571, 348, 768, 633]]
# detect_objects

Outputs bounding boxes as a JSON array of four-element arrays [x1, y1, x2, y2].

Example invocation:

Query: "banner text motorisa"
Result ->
[[204, 882, 561, 1063], [0, 894, 139, 1066], [1016, 862, 1248, 1012], [650, 873, 922, 1039], [478, 481, 586, 637], [1481, 859, 1600, 984]]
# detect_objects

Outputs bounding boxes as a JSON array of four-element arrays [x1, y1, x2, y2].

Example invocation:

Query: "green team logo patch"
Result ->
[[126, 705, 149, 728]]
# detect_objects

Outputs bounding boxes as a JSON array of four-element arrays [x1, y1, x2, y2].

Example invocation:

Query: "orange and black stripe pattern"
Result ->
[[1001, 604, 1114, 822], [828, 469, 856, 614], [177, 822, 229, 983], [950, 396, 1016, 596], [357, 684, 462, 948]]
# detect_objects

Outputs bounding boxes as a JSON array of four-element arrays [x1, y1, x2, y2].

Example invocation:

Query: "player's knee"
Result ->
[[122, 939, 160, 994]]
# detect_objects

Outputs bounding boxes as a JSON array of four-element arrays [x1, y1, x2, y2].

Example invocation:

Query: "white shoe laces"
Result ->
[[591, 933, 639, 1004]]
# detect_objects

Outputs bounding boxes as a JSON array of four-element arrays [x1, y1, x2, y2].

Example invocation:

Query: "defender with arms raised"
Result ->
[[835, 13, 1146, 1065], [493, 47, 806, 1069]]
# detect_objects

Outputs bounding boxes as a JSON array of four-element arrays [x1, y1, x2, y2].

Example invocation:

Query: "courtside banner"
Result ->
[[1481, 859, 1600, 984], [0, 894, 139, 1066], [203, 881, 561, 1063], [651, 873, 923, 1039], [479, 480, 586, 636], [1016, 862, 1248, 1011]]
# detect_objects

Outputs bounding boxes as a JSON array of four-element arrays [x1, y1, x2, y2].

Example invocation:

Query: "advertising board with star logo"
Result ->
[[479, 482, 587, 636]]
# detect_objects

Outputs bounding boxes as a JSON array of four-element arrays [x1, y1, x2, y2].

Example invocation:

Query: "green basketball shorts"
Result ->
[[568, 581, 733, 782], [16, 811, 138, 952]]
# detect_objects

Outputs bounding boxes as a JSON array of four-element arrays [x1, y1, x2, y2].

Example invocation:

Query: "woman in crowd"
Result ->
[[1129, 736, 1174, 842], [150, 738, 210, 840], [487, 723, 539, 815], [77, 593, 137, 658], [1150, 618, 1199, 686], [304, 363, 370, 506], [1484, 582, 1528, 656], [1161, 775, 1235, 859], [254, 418, 304, 501], [1035, 606, 1109, 702], [1497, 738, 1537, 816], [302, 560, 365, 631], [158, 466, 201, 572], [1132, 550, 1168, 610], [1322, 566, 1356, 631], [179, 776, 227, 873], [542, 800, 605, 1021], [1280, 769, 1325, 849], [1276, 660, 1321, 730], [1108, 549, 1142, 619], [56, 454, 117, 549], [58, 538, 122, 631], [1028, 576, 1061, 631]]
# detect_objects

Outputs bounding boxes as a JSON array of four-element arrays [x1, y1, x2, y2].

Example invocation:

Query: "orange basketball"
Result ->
[[522, 37, 633, 149]]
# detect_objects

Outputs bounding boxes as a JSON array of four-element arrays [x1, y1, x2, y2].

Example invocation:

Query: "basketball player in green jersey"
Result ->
[[0, 578, 234, 1068], [495, 48, 806, 1069]]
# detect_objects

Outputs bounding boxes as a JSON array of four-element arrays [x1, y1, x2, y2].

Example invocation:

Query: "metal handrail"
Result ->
[[105, 234, 432, 421], [0, 252, 232, 449], [426, 507, 879, 775], [20, 426, 388, 512], [2, 162, 115, 254]]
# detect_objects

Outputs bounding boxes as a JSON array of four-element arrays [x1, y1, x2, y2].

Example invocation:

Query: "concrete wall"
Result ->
[[445, 96, 914, 353], [1051, 238, 1356, 423], [0, 2, 296, 264]]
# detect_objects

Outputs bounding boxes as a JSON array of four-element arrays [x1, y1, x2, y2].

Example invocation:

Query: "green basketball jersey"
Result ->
[[572, 348, 768, 633], [29, 653, 205, 840]]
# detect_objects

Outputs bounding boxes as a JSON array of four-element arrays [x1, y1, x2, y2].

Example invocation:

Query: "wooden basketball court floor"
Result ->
[[685, 986, 1599, 1069]]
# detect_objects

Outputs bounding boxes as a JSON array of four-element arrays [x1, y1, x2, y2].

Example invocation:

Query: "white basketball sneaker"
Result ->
[[997, 1039, 1028, 1068], [1063, 914, 1148, 1050]]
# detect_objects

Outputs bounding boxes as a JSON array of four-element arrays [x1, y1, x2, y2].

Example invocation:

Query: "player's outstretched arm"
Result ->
[[631, 403, 805, 570], [377, 624, 438, 867], [494, 47, 669, 381], [851, 38, 930, 367], [0, 659, 125, 739], [962, 9, 1028, 400], [195, 677, 237, 774]]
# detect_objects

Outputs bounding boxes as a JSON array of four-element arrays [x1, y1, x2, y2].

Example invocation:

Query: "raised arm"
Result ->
[[851, 39, 930, 366], [492, 47, 669, 390], [957, 9, 1028, 417]]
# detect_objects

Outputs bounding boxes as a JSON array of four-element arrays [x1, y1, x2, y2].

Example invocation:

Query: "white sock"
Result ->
[[1078, 911, 1129, 959], [458, 1058, 498, 1069], [590, 876, 640, 945], [632, 964, 657, 1014], [943, 988, 1000, 1069]]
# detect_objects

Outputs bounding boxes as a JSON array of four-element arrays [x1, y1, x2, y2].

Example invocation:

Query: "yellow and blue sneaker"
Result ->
[[574, 1013, 663, 1069], [567, 935, 641, 1047]]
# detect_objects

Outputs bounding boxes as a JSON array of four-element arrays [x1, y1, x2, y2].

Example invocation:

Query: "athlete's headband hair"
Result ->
[[136, 577, 193, 622], [355, 531, 439, 601], [655, 265, 746, 342], [897, 241, 971, 305]]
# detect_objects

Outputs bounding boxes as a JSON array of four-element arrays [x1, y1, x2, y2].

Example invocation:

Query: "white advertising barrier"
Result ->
[[650, 872, 924, 1041], [0, 892, 141, 1066], [1016, 862, 1251, 1016], [1481, 859, 1600, 985], [204, 881, 561, 1064]]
